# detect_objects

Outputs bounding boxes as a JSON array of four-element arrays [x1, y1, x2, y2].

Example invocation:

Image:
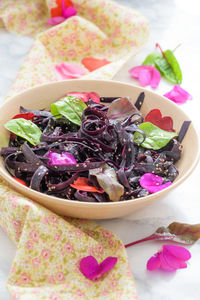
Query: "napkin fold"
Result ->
[[0, 0, 149, 298]]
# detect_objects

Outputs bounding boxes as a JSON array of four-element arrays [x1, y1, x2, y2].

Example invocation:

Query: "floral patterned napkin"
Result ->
[[0, 0, 149, 299]]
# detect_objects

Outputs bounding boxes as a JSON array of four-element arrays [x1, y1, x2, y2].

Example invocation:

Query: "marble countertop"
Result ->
[[0, 0, 200, 299]]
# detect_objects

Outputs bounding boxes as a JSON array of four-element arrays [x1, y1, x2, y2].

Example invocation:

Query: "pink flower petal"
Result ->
[[139, 173, 172, 193], [80, 256, 117, 280], [163, 85, 192, 104], [48, 152, 77, 166], [138, 69, 151, 87], [66, 92, 100, 103], [162, 249, 187, 270], [54, 63, 87, 80], [163, 245, 191, 261], [147, 253, 161, 271], [159, 252, 176, 271], [150, 67, 161, 89], [47, 16, 65, 25], [62, 6, 77, 18], [129, 66, 161, 89]]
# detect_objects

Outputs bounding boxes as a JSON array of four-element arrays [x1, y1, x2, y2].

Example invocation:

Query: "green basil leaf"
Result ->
[[142, 52, 162, 66], [134, 122, 178, 150], [89, 163, 124, 202], [4, 118, 42, 146], [155, 50, 182, 84], [51, 96, 87, 126]]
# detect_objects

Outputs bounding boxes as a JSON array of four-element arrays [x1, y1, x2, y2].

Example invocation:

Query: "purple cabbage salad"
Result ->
[[1, 92, 191, 203]]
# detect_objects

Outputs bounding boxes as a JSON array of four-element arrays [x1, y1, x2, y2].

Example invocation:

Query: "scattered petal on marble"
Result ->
[[147, 245, 191, 272], [140, 173, 172, 193], [129, 65, 161, 88], [54, 63, 87, 80], [163, 85, 192, 104], [80, 256, 117, 280]]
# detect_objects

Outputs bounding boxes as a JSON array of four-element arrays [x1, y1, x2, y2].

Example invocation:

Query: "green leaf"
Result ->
[[51, 96, 87, 126], [4, 118, 42, 146], [134, 122, 177, 150], [142, 52, 162, 66], [155, 50, 182, 84], [89, 163, 124, 202]]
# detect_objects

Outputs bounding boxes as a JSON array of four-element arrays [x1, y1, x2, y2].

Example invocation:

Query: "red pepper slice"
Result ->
[[12, 113, 34, 120], [70, 177, 104, 193], [144, 109, 175, 132], [12, 178, 27, 186]]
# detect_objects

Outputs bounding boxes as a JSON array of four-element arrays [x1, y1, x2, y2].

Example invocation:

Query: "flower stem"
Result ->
[[125, 234, 158, 248]]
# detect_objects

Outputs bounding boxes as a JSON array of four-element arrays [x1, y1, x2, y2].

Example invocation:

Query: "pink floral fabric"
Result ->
[[0, 0, 149, 298]]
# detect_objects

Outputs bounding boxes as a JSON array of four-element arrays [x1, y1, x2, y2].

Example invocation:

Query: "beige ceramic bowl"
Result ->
[[0, 80, 199, 219]]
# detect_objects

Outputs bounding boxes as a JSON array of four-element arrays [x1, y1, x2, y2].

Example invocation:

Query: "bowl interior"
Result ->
[[0, 80, 199, 219]]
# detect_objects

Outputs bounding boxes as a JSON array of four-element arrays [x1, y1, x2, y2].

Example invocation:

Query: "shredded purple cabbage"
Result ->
[[1, 93, 189, 203]]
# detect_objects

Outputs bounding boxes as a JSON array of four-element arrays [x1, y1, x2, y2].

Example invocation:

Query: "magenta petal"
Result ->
[[129, 66, 142, 78], [159, 252, 176, 271], [48, 152, 77, 166], [147, 253, 161, 271], [97, 257, 118, 278], [163, 85, 192, 104], [62, 6, 77, 18], [80, 256, 99, 279], [162, 249, 187, 270], [140, 173, 172, 193], [150, 67, 161, 89], [47, 16, 65, 25], [163, 245, 191, 261], [80, 256, 117, 280], [138, 69, 151, 87]]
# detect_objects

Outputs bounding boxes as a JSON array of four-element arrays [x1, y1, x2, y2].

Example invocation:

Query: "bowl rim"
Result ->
[[0, 79, 199, 207]]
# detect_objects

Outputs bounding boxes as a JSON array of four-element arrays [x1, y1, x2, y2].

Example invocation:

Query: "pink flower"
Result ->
[[140, 173, 172, 193], [48, 151, 77, 166], [12, 219, 21, 228], [48, 276, 56, 284], [163, 85, 192, 104], [65, 242, 74, 253], [50, 214, 58, 223], [41, 248, 51, 259], [56, 271, 65, 281], [50, 294, 61, 300], [102, 230, 113, 239], [32, 257, 41, 267], [67, 49, 76, 58], [30, 230, 39, 242], [54, 233, 61, 241], [147, 244, 191, 271], [129, 65, 161, 89], [54, 63, 87, 80], [25, 240, 34, 250], [79, 256, 117, 280], [20, 273, 31, 284]]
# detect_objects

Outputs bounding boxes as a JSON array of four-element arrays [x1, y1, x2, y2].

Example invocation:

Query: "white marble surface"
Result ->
[[0, 0, 200, 299]]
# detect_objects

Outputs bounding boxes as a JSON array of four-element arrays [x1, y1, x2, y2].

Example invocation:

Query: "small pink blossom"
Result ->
[[30, 230, 39, 242], [54, 63, 86, 80], [13, 292, 21, 300], [48, 276, 56, 284], [163, 85, 192, 104], [75, 289, 85, 297], [50, 293, 61, 300], [56, 271, 65, 281], [102, 230, 113, 239], [67, 49, 76, 58], [20, 273, 31, 284], [54, 233, 61, 241], [32, 257, 41, 267], [129, 65, 161, 89], [41, 248, 51, 259], [65, 242, 74, 253], [147, 244, 191, 271], [79, 256, 117, 280], [140, 173, 172, 193], [50, 214, 58, 223], [25, 240, 34, 250], [12, 219, 21, 228]]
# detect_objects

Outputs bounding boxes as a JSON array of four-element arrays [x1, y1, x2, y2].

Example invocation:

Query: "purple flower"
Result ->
[[147, 244, 191, 271], [163, 85, 192, 104], [140, 173, 172, 193], [48, 151, 77, 166], [80, 255, 117, 280], [129, 65, 161, 89]]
